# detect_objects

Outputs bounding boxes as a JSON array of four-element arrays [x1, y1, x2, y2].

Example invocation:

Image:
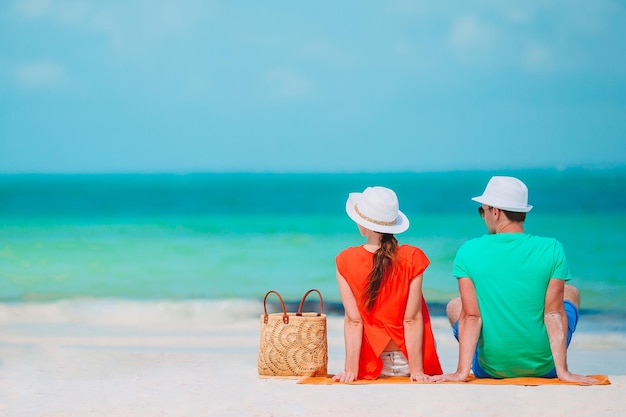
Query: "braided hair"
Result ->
[[362, 233, 398, 311]]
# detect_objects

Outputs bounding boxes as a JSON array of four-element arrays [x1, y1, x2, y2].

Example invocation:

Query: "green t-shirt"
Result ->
[[453, 233, 570, 377]]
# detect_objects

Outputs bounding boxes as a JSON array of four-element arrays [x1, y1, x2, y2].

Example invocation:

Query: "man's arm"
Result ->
[[544, 279, 598, 384], [433, 277, 481, 382]]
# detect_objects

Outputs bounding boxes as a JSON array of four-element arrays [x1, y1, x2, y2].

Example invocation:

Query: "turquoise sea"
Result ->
[[1, 169, 625, 330]]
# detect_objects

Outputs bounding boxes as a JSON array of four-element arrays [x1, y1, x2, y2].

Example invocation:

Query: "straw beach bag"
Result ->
[[258, 289, 328, 378]]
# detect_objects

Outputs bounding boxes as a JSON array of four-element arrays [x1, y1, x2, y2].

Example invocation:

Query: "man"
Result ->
[[432, 176, 598, 384]]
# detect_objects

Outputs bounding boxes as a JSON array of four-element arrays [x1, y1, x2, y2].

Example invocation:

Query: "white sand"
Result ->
[[1, 301, 625, 417]]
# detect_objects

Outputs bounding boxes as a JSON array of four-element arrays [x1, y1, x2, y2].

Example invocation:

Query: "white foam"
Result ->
[[0, 298, 265, 331]]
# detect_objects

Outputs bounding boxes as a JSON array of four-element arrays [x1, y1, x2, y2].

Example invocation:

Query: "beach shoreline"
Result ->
[[1, 300, 625, 417]]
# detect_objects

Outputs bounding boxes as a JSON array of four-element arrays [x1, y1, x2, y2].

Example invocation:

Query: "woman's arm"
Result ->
[[403, 273, 429, 382], [332, 270, 363, 383]]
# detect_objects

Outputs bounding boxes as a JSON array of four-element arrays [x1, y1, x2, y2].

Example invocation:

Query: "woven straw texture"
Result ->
[[258, 289, 328, 377]]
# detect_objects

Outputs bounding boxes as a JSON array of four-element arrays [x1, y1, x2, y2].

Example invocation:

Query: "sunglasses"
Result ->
[[478, 206, 494, 218]]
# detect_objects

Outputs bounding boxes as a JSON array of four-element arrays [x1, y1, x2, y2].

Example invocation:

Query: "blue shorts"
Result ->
[[453, 300, 579, 378]]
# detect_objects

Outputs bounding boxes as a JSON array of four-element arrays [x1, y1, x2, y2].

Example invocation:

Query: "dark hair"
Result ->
[[362, 233, 398, 311], [502, 210, 526, 222]]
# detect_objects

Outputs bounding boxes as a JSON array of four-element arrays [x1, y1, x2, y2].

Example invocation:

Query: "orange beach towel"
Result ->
[[297, 374, 611, 386]]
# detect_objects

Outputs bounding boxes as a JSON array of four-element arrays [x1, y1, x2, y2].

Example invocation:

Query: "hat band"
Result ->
[[354, 204, 397, 226]]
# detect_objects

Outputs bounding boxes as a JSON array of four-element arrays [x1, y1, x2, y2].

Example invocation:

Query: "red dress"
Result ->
[[336, 245, 443, 379]]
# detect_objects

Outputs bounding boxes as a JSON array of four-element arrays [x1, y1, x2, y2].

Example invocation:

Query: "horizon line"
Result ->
[[1, 163, 625, 176]]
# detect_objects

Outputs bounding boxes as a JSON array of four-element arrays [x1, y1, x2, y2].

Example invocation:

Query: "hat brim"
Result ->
[[346, 193, 410, 234], [471, 196, 533, 213]]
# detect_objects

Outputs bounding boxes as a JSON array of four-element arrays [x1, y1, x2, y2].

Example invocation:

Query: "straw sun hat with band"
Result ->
[[345, 186, 409, 234]]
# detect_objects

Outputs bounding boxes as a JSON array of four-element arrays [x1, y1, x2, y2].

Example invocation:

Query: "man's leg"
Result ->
[[445, 297, 462, 327], [563, 284, 580, 346], [564, 284, 580, 308]]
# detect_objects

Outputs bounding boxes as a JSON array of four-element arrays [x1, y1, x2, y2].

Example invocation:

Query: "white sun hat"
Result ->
[[471, 176, 533, 212], [345, 186, 410, 234]]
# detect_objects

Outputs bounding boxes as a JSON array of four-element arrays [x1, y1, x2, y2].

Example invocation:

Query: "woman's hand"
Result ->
[[409, 372, 433, 383], [332, 371, 357, 383]]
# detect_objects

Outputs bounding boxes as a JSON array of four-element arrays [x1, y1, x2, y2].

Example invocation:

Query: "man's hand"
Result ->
[[557, 371, 604, 385], [431, 372, 471, 383]]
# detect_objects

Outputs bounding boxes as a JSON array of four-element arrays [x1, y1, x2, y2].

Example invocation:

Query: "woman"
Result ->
[[333, 186, 443, 382]]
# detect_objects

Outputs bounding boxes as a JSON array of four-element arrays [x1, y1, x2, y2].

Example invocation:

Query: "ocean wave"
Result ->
[[1, 298, 625, 335], [0, 299, 266, 330]]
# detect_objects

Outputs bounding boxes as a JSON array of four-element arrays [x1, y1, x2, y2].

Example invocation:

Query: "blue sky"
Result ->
[[1, 0, 625, 173]]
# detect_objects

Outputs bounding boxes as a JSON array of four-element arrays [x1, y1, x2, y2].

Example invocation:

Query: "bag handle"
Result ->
[[297, 289, 324, 317], [263, 290, 289, 324]]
